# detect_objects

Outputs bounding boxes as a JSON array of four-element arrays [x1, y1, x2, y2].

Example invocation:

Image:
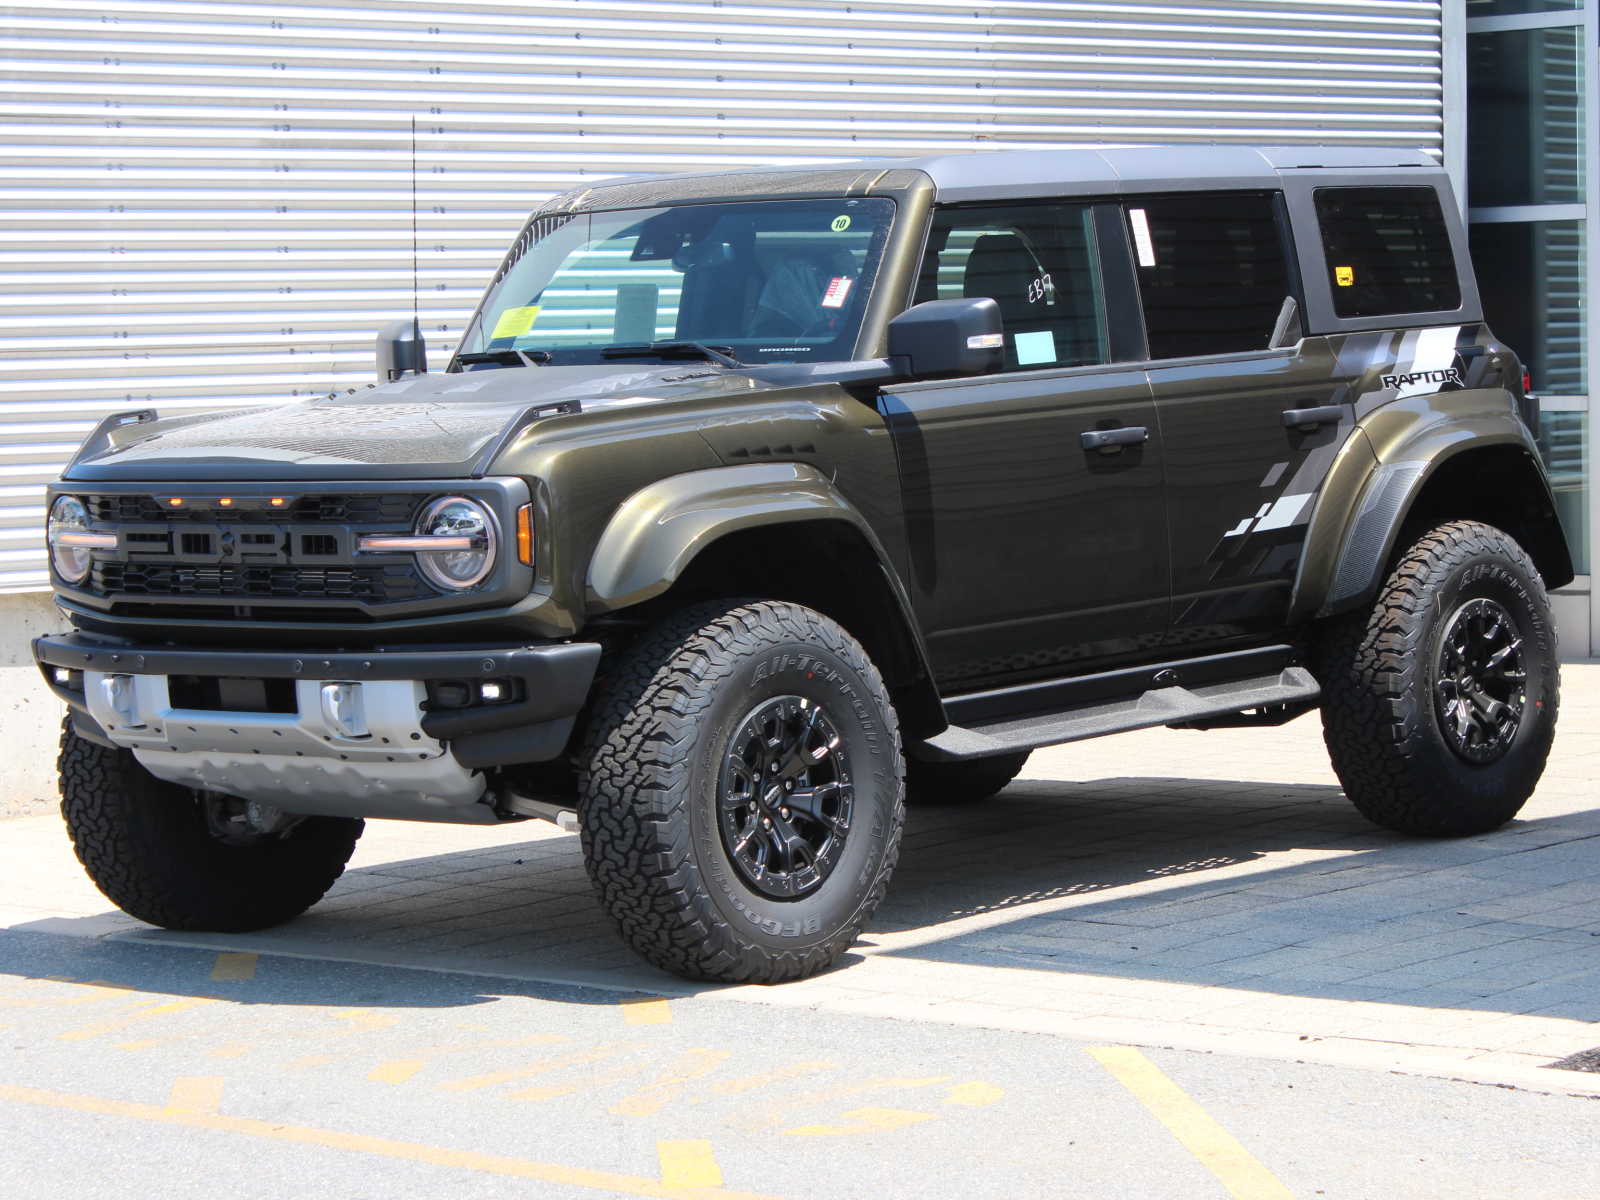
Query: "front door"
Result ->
[[882, 199, 1170, 691]]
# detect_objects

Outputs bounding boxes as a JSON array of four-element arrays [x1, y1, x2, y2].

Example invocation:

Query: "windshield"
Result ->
[[456, 196, 896, 366]]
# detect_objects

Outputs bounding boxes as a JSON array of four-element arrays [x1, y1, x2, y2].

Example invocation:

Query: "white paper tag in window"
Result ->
[[1013, 329, 1057, 366], [1129, 208, 1156, 268], [820, 276, 853, 308]]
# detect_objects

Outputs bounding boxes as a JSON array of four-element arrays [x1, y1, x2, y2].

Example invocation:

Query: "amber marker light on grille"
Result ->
[[217, 497, 233, 507], [166, 496, 183, 508], [269, 497, 286, 508], [516, 503, 534, 565]]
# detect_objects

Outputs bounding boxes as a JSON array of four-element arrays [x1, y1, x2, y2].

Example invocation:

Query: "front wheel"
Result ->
[[1316, 520, 1558, 836], [579, 600, 904, 983], [58, 720, 364, 930]]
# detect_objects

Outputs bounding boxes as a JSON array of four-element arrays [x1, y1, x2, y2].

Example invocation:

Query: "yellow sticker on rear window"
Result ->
[[830, 215, 852, 233], [491, 305, 541, 339], [1334, 265, 1355, 287]]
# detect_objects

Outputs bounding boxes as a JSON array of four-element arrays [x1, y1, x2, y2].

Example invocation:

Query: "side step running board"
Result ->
[[920, 650, 1321, 762]]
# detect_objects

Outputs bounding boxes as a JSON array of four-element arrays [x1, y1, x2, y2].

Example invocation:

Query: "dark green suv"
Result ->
[[34, 145, 1571, 983]]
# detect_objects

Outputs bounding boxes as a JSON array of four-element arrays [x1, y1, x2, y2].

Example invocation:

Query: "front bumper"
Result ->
[[34, 632, 601, 822]]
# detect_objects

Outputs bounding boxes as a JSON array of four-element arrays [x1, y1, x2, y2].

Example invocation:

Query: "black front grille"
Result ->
[[93, 561, 428, 603], [85, 493, 420, 525]]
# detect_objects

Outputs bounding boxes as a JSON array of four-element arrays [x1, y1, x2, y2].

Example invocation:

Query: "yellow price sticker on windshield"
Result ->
[[491, 305, 541, 339], [1334, 265, 1355, 287]]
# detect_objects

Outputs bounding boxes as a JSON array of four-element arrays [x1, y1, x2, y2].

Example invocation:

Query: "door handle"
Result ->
[[1080, 426, 1149, 452], [1281, 405, 1345, 430]]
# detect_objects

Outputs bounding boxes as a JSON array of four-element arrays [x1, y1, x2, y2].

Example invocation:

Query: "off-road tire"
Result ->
[[578, 600, 904, 983], [1316, 520, 1558, 836], [904, 752, 1030, 805], [59, 720, 364, 930]]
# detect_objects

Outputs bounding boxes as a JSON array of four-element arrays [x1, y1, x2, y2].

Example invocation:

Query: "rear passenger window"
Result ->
[[1125, 193, 1290, 359], [916, 202, 1107, 372], [1314, 187, 1461, 318]]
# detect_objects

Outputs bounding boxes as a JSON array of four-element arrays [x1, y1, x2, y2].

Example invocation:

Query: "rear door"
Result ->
[[881, 199, 1169, 691], [1121, 191, 1355, 646]]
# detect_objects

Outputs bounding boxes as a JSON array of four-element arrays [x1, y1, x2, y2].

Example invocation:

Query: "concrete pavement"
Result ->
[[4, 666, 1600, 1097]]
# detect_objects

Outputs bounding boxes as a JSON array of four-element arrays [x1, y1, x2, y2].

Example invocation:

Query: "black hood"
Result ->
[[63, 364, 774, 483]]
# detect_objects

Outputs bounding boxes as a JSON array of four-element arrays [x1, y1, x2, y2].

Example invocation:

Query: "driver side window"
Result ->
[[916, 203, 1107, 372]]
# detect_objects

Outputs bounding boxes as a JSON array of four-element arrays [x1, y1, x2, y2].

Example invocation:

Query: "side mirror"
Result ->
[[887, 298, 1003, 379], [377, 317, 427, 381]]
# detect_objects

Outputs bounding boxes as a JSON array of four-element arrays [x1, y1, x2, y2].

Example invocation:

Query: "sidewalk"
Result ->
[[5, 666, 1599, 1095]]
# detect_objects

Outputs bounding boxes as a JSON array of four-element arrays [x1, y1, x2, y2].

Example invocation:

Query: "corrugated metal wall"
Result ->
[[0, 0, 1444, 590]]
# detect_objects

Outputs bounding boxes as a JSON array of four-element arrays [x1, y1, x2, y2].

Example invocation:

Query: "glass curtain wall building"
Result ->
[[1462, 0, 1597, 652]]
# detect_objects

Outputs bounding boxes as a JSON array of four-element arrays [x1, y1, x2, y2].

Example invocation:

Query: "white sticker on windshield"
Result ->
[[820, 276, 853, 308], [1013, 329, 1057, 366], [1129, 208, 1156, 268]]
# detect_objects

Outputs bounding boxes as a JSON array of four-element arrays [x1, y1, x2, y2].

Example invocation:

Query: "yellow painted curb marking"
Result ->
[[0, 1082, 779, 1200], [210, 953, 258, 982], [622, 997, 673, 1026], [784, 1106, 935, 1137], [657, 1140, 723, 1188], [58, 996, 216, 1042], [166, 1076, 225, 1115], [1090, 1046, 1294, 1200]]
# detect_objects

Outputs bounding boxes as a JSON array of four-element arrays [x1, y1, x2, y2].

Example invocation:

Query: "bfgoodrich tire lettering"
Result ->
[[58, 719, 363, 930], [578, 600, 905, 983], [1316, 520, 1558, 836]]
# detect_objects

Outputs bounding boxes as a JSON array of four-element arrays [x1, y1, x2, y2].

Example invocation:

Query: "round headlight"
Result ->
[[414, 496, 497, 590], [48, 495, 93, 584]]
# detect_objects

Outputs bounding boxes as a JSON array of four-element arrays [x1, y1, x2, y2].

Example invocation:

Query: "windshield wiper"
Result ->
[[599, 341, 742, 368], [456, 348, 552, 368]]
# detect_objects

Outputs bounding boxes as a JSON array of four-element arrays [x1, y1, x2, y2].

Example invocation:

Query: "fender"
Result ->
[[1290, 389, 1569, 622], [586, 463, 939, 703]]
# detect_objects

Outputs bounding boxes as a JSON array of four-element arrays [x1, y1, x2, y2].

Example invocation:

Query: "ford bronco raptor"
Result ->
[[34, 146, 1571, 983]]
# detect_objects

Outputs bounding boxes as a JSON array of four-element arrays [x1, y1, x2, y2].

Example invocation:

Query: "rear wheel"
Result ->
[[58, 720, 363, 930], [579, 600, 904, 983], [1317, 520, 1558, 836], [904, 752, 1030, 805]]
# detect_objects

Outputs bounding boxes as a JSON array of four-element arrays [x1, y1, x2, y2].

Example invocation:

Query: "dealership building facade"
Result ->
[[0, 1, 1593, 668]]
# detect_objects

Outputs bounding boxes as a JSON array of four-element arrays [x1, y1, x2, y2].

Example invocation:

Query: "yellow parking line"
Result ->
[[210, 953, 258, 982], [622, 998, 674, 1026], [784, 1107, 935, 1137], [1090, 1046, 1294, 1200], [943, 1081, 1004, 1108], [57, 996, 216, 1042], [436, 1037, 593, 1093], [369, 1035, 577, 1085], [657, 1140, 723, 1188], [166, 1077, 225, 1115], [0, 1082, 780, 1200], [610, 1049, 730, 1117]]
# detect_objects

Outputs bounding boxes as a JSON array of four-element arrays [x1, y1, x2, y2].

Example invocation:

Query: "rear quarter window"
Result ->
[[1314, 187, 1461, 318]]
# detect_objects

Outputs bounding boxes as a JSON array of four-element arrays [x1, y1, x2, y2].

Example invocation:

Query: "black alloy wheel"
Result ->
[[1434, 597, 1527, 764], [718, 695, 853, 899]]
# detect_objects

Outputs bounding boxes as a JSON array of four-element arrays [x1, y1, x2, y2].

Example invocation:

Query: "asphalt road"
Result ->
[[1, 927, 1596, 1200]]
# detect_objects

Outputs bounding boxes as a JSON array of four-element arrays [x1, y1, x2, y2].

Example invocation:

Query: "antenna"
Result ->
[[410, 115, 420, 328]]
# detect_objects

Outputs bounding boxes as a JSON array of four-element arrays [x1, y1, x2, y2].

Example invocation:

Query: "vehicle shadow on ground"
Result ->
[[876, 775, 1600, 1022], [10, 773, 1599, 1024]]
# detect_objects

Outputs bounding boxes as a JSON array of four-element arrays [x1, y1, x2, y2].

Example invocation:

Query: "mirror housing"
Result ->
[[377, 317, 427, 381], [887, 298, 1004, 380]]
